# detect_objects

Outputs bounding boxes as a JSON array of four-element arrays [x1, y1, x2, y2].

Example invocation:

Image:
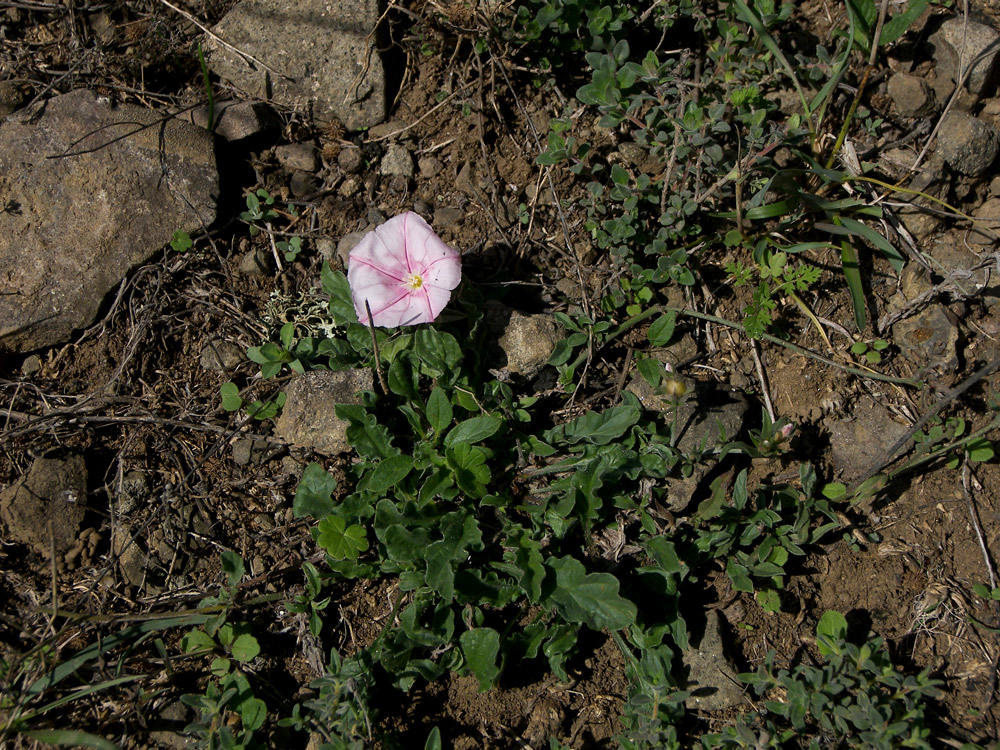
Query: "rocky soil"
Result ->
[[3, 0, 1000, 747]]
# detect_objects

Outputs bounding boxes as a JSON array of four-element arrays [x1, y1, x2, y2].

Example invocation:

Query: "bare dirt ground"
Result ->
[[3, 1, 1000, 748]]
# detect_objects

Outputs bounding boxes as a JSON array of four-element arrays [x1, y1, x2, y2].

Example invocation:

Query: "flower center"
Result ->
[[404, 272, 424, 290]]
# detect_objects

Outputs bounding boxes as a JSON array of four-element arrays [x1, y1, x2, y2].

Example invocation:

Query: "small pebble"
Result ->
[[338, 146, 363, 173]]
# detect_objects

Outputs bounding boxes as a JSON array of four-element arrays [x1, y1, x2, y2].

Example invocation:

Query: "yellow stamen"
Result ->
[[405, 272, 424, 290]]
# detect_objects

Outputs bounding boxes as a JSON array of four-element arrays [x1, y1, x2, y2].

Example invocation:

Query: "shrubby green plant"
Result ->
[[181, 552, 267, 750], [703, 611, 941, 749]]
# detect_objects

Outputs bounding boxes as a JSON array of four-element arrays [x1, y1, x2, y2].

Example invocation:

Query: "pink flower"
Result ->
[[347, 212, 462, 327]]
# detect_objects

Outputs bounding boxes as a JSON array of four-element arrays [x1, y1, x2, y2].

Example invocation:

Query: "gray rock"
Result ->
[[433, 206, 465, 227], [337, 231, 368, 267], [275, 142, 320, 173], [199, 339, 245, 371], [367, 119, 408, 140], [206, 0, 386, 130], [490, 306, 561, 377], [936, 110, 1000, 175], [0, 455, 88, 558], [180, 100, 281, 142], [627, 378, 749, 455], [931, 17, 1000, 96], [239, 245, 273, 275], [887, 72, 937, 117], [21, 354, 41, 376], [274, 369, 374, 455], [829, 399, 911, 476], [969, 196, 1000, 244], [380, 143, 414, 178], [315, 237, 337, 265], [893, 303, 959, 372], [337, 146, 363, 173], [289, 170, 321, 198], [0, 89, 217, 352], [117, 470, 149, 515], [683, 611, 743, 712], [418, 155, 442, 178]]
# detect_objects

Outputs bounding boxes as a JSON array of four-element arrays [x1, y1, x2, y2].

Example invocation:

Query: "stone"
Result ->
[[0, 89, 217, 352], [274, 369, 374, 455], [893, 303, 959, 373], [887, 72, 937, 117], [206, 0, 386, 130], [199, 339, 245, 371], [289, 171, 322, 198], [829, 399, 911, 476], [337, 231, 368, 267], [683, 611, 743, 712], [380, 143, 414, 178], [274, 142, 320, 173], [418, 155, 442, 178], [0, 455, 88, 559], [21, 354, 41, 376], [936, 110, 1000, 175], [488, 304, 561, 377], [968, 196, 1000, 244], [627, 378, 749, 455], [337, 146, 363, 173], [179, 100, 281, 142], [239, 245, 272, 275], [433, 207, 465, 227], [931, 17, 1000, 96]]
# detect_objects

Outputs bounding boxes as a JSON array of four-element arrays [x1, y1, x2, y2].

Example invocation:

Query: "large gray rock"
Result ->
[[0, 455, 88, 559], [0, 89, 217, 352], [936, 110, 1000, 175], [931, 17, 1000, 96], [683, 610, 744, 712], [206, 0, 386, 130]]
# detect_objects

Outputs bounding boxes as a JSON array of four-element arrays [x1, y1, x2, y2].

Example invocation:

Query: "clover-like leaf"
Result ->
[[316, 515, 368, 560]]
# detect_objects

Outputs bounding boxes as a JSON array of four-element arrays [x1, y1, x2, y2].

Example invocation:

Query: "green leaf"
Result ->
[[316, 516, 369, 560], [446, 444, 491, 498], [220, 550, 245, 587], [727, 559, 753, 592], [967, 437, 994, 462], [647, 311, 677, 347], [293, 463, 337, 519], [322, 268, 358, 326], [362, 455, 413, 494], [838, 234, 866, 331], [240, 696, 267, 732], [170, 229, 193, 253], [543, 392, 640, 446], [336, 405, 395, 459], [426, 386, 453, 433], [822, 482, 847, 500], [230, 633, 260, 662], [547, 556, 636, 631], [219, 382, 242, 411], [756, 588, 781, 614], [181, 629, 217, 653], [460, 628, 501, 692], [636, 357, 662, 388], [424, 726, 443, 750], [816, 610, 848, 657], [444, 415, 502, 448], [505, 528, 545, 603]]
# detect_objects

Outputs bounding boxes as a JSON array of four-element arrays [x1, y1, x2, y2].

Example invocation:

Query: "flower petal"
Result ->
[[347, 212, 462, 327]]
